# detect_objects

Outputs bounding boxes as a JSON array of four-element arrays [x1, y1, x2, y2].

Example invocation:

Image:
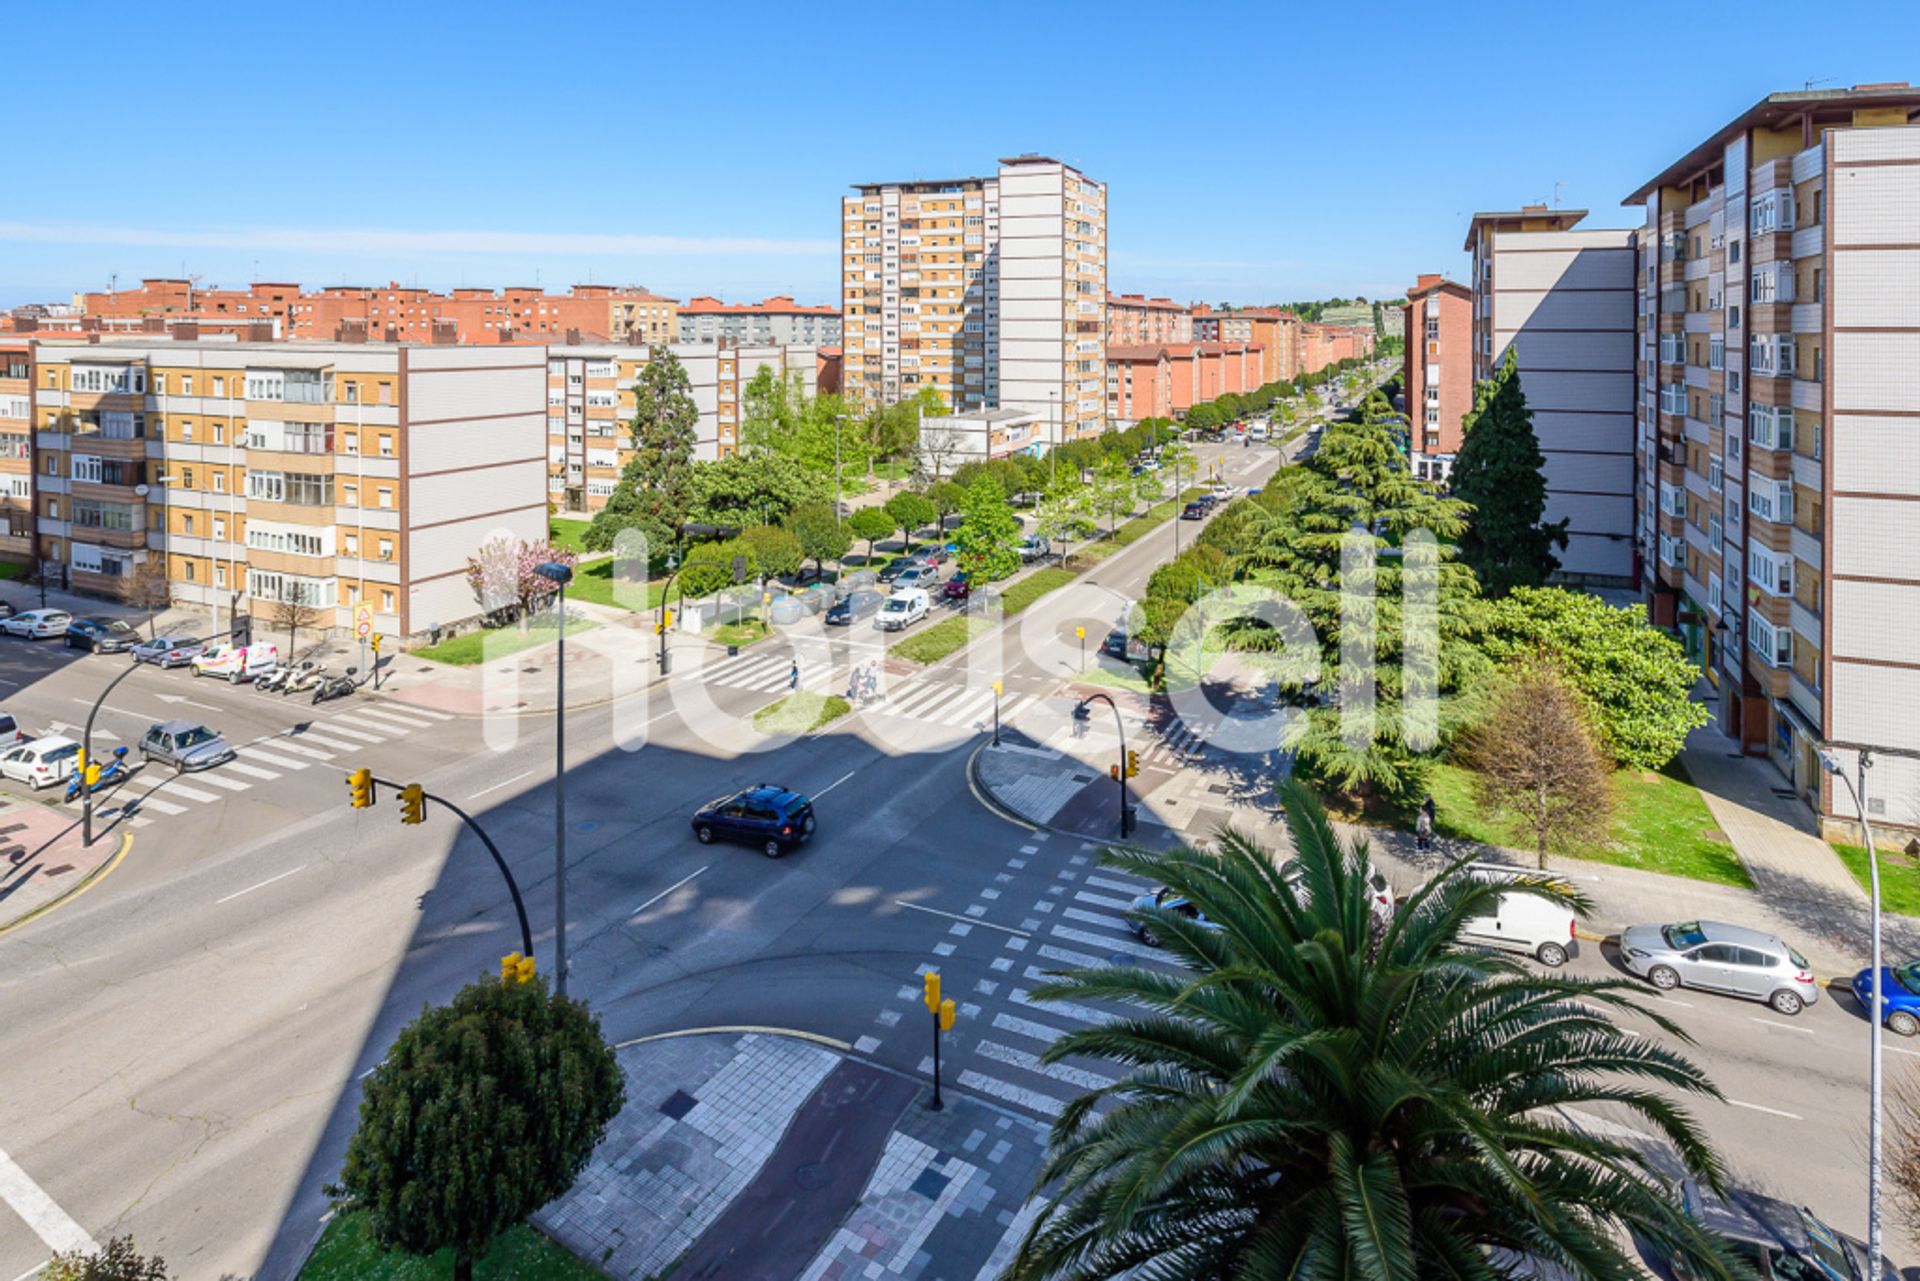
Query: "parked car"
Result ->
[[891, 566, 941, 596], [0, 735, 81, 790], [0, 600, 15, 620], [190, 641, 280, 684], [131, 635, 207, 667], [942, 573, 971, 602], [825, 589, 885, 626], [1101, 626, 1135, 659], [65, 617, 140, 654], [0, 710, 27, 744], [1180, 502, 1208, 521], [1619, 919, 1818, 1014], [877, 558, 916, 585], [1668, 1176, 1898, 1281], [1248, 424, 1269, 442], [1851, 959, 1920, 1036], [1130, 860, 1392, 946], [916, 546, 951, 568], [875, 589, 930, 632], [690, 784, 816, 858], [1, 609, 72, 640], [1453, 862, 1581, 967], [1017, 535, 1051, 562], [139, 720, 237, 772]]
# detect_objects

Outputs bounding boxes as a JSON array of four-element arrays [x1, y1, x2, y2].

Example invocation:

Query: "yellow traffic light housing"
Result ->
[[399, 783, 426, 825], [501, 951, 536, 983], [347, 767, 375, 809], [1125, 750, 1140, 779], [84, 762, 102, 788], [938, 997, 956, 1032], [922, 970, 941, 1013]]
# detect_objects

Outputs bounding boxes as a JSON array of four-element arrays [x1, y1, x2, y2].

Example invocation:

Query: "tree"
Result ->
[[1086, 456, 1138, 539], [271, 579, 327, 655], [584, 348, 700, 553], [1891, 1069, 1920, 1238], [883, 491, 936, 552], [848, 506, 895, 563], [128, 555, 170, 638], [917, 419, 966, 482], [39, 1238, 169, 1281], [1158, 440, 1195, 499], [464, 537, 521, 623], [926, 480, 965, 530], [1032, 480, 1093, 563], [785, 503, 852, 575], [1451, 347, 1569, 595], [739, 523, 802, 582], [953, 474, 1022, 583], [686, 452, 827, 527], [1480, 586, 1710, 770], [738, 364, 794, 453], [513, 541, 578, 617], [1007, 781, 1747, 1281], [1465, 658, 1616, 868]]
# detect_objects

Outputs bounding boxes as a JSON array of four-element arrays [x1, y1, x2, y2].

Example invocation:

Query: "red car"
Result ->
[[942, 573, 971, 601]]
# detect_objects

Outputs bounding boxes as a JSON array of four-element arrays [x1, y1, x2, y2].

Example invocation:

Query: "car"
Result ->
[[0, 710, 28, 745], [0, 600, 14, 620], [942, 573, 971, 602], [65, 617, 141, 654], [890, 566, 941, 596], [1, 609, 72, 640], [1017, 535, 1051, 562], [916, 546, 951, 568], [877, 558, 917, 584], [131, 635, 207, 667], [191, 641, 280, 683], [1248, 425, 1269, 442], [1453, 862, 1581, 967], [1101, 626, 1135, 659], [1130, 860, 1393, 947], [1851, 959, 1920, 1036], [875, 589, 930, 631], [1668, 1176, 1898, 1281], [1619, 919, 1819, 1014], [1180, 502, 1207, 521], [0, 735, 81, 790], [139, 720, 237, 772], [825, 589, 885, 626], [690, 784, 816, 858]]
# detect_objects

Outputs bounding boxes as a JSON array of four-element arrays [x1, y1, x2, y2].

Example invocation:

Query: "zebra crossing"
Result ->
[[67, 700, 456, 828], [698, 649, 1034, 731]]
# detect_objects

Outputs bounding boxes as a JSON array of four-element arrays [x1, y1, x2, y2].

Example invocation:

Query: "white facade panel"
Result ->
[[1831, 579, 1920, 664], [407, 413, 545, 476], [1832, 414, 1920, 496], [406, 363, 544, 423], [1546, 491, 1634, 533], [1832, 497, 1920, 577], [1541, 452, 1635, 495], [408, 460, 547, 526], [1493, 290, 1636, 332], [1561, 532, 1635, 579], [1831, 663, 1920, 756], [1831, 164, 1920, 246], [1490, 330, 1635, 370], [1830, 125, 1920, 165], [409, 508, 544, 583], [1833, 251, 1920, 328], [1510, 370, 1636, 412], [1833, 333, 1920, 412], [1494, 247, 1635, 291]]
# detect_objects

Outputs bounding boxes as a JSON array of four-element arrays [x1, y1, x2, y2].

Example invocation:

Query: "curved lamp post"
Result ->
[[534, 561, 573, 996]]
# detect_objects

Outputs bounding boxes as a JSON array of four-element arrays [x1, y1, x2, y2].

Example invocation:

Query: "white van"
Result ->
[[1248, 423, 1269, 442], [191, 641, 281, 684], [875, 589, 929, 632], [1453, 862, 1581, 966]]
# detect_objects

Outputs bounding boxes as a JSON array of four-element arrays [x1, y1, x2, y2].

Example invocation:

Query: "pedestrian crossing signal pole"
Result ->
[[923, 970, 956, 1111], [991, 680, 1002, 747], [1075, 626, 1085, 673]]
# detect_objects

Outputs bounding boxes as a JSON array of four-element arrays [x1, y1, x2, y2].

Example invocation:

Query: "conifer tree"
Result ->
[[1450, 347, 1568, 596]]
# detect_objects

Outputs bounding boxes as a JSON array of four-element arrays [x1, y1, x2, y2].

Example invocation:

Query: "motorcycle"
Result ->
[[254, 664, 294, 694], [64, 747, 130, 803], [312, 667, 359, 705], [284, 662, 325, 697]]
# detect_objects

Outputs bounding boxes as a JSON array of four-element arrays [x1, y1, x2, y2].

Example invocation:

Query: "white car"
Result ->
[[0, 735, 82, 790], [875, 589, 930, 632], [1, 609, 72, 640], [191, 641, 281, 683], [1453, 862, 1581, 967]]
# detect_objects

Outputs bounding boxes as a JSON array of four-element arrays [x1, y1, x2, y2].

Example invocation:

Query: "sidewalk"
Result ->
[[0, 799, 132, 935], [532, 1031, 1047, 1281]]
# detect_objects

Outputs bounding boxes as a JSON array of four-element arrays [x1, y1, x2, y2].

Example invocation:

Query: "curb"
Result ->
[[0, 829, 135, 939], [965, 741, 1041, 834]]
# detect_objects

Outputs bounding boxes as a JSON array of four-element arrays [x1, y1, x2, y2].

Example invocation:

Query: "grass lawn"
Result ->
[[1062, 541, 1120, 571], [1424, 760, 1752, 888], [0, 561, 23, 581], [999, 567, 1077, 616], [411, 616, 598, 667], [547, 518, 592, 554], [890, 615, 992, 665], [711, 618, 769, 649], [1831, 843, 1920, 918], [753, 691, 852, 735], [566, 560, 666, 611], [299, 1211, 602, 1281], [1073, 662, 1154, 694]]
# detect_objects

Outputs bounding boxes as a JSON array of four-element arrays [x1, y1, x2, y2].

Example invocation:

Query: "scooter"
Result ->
[[254, 664, 294, 694], [64, 747, 130, 803], [312, 667, 359, 705], [284, 663, 325, 697]]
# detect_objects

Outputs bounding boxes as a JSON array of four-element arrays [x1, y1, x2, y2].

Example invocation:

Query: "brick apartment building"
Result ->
[[1106, 293, 1192, 346], [1106, 341, 1266, 424], [1401, 274, 1473, 481], [1191, 306, 1299, 383]]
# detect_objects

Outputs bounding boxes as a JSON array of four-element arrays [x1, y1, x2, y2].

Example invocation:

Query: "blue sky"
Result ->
[[5, 2, 1913, 311]]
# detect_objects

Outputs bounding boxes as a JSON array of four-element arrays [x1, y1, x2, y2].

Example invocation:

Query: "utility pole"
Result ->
[[535, 562, 575, 995]]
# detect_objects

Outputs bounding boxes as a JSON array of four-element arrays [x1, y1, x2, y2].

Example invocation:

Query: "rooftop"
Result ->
[[1462, 206, 1591, 250]]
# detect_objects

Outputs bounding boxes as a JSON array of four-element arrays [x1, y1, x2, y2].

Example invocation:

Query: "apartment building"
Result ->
[[74, 279, 301, 330], [1402, 275, 1474, 481], [290, 284, 676, 345], [1106, 294, 1192, 347], [1465, 207, 1637, 586], [842, 154, 1107, 440], [544, 342, 823, 511], [1297, 322, 1376, 376], [0, 344, 31, 566], [924, 408, 1042, 467], [23, 338, 546, 640], [1106, 341, 1265, 425], [1626, 83, 1920, 834], [677, 297, 841, 347], [1191, 306, 1299, 383]]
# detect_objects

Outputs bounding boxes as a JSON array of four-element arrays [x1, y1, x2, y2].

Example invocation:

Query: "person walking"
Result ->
[[788, 659, 800, 692], [1415, 794, 1436, 853]]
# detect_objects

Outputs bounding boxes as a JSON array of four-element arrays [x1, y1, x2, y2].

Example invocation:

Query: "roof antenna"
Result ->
[[1804, 76, 1836, 91], [1552, 180, 1565, 209]]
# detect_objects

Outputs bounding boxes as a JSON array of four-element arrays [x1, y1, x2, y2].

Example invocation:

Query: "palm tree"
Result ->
[[1006, 781, 1753, 1281]]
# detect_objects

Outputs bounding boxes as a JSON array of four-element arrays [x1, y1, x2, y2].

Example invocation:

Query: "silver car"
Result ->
[[132, 634, 207, 667], [1620, 919, 1819, 1015], [140, 719, 237, 772]]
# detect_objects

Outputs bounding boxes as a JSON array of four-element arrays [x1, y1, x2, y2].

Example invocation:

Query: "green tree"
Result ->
[[1086, 456, 1138, 538], [926, 480, 965, 529], [785, 502, 852, 575], [678, 537, 755, 598], [687, 451, 827, 527], [1452, 347, 1569, 595], [848, 505, 896, 563], [39, 1238, 170, 1281], [739, 523, 803, 582], [884, 491, 936, 551], [1480, 586, 1710, 769], [738, 365, 796, 453], [1032, 479, 1093, 563], [1158, 440, 1195, 498], [1007, 782, 1746, 1281], [584, 347, 699, 552], [953, 474, 1022, 583], [328, 974, 625, 1281]]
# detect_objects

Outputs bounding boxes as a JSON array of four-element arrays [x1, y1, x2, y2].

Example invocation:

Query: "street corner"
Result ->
[[0, 799, 134, 937]]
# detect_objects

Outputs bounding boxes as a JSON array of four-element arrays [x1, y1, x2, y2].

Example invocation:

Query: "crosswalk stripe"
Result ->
[[1036, 943, 1109, 969], [268, 738, 337, 760], [1084, 873, 1153, 895], [885, 682, 959, 717], [330, 715, 405, 736], [897, 683, 970, 718], [957, 1069, 1063, 1118], [1051, 924, 1162, 962], [1012, 983, 1117, 1027], [1074, 890, 1135, 911], [125, 795, 187, 815], [237, 747, 308, 770], [349, 707, 438, 729], [284, 731, 357, 752], [998, 695, 1032, 722], [936, 691, 995, 726], [150, 781, 220, 804], [311, 723, 384, 744], [974, 1039, 1115, 1091], [193, 771, 252, 792], [387, 704, 453, 721], [222, 761, 282, 781], [992, 1012, 1074, 1046]]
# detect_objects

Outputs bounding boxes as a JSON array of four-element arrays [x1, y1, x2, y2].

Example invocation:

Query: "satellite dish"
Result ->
[[133, 484, 150, 497]]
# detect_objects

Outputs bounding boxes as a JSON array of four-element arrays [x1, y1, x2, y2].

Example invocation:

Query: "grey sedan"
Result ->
[[140, 720, 237, 772], [1619, 919, 1819, 1015], [132, 635, 207, 667]]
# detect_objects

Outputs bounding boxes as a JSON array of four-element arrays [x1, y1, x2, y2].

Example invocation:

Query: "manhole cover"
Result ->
[[658, 1089, 698, 1120], [795, 1163, 830, 1190], [1207, 784, 1232, 795], [1071, 774, 1096, 784]]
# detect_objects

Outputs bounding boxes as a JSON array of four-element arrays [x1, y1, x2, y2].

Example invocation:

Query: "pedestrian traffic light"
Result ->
[[938, 997, 956, 1032], [922, 970, 941, 1013], [1109, 763, 1120, 780], [74, 748, 86, 776], [85, 762, 101, 788], [501, 951, 536, 983], [399, 782, 426, 825], [1125, 750, 1140, 779], [347, 767, 375, 809]]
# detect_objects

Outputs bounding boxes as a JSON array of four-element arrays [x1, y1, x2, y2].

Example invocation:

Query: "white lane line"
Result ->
[[0, 1147, 95, 1256], [632, 866, 708, 917], [70, 697, 148, 720], [814, 769, 857, 800], [974, 1039, 1115, 1091], [149, 780, 219, 804], [1749, 1016, 1817, 1036], [222, 761, 281, 781], [193, 772, 252, 792], [894, 900, 1030, 937], [215, 864, 306, 905], [1725, 1098, 1802, 1121], [291, 731, 363, 752], [267, 738, 337, 760], [469, 769, 536, 800], [238, 747, 308, 770]]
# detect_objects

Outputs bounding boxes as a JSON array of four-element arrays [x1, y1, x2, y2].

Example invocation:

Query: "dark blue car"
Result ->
[[1852, 960, 1920, 1036], [692, 784, 816, 858]]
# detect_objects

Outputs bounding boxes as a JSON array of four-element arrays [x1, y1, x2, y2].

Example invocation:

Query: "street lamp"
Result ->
[[833, 412, 847, 519], [1820, 746, 1883, 1269], [80, 626, 231, 847], [535, 560, 574, 997], [1075, 692, 1135, 838]]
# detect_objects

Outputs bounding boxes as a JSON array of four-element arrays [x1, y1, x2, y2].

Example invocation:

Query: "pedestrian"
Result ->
[[864, 664, 878, 703], [788, 659, 800, 692], [1415, 794, 1436, 853]]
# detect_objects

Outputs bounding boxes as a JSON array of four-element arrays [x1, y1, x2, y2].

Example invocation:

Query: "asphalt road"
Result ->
[[0, 411, 1898, 1279]]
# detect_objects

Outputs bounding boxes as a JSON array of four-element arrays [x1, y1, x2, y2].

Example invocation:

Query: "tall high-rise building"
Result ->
[[842, 155, 1106, 442], [1625, 82, 1920, 834], [1402, 275, 1473, 482]]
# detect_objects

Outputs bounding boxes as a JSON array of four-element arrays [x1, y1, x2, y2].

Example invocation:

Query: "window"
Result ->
[[1748, 610, 1791, 666], [378, 538, 393, 560], [212, 471, 225, 494], [1709, 335, 1724, 370], [1709, 458, 1724, 492], [378, 434, 393, 457], [377, 486, 393, 509], [71, 455, 102, 483], [212, 377, 225, 398], [380, 590, 395, 612], [1749, 478, 1794, 524], [1749, 545, 1792, 596], [1749, 404, 1793, 451]]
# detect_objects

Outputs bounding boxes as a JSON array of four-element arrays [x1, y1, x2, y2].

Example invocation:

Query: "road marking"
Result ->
[[1012, 984, 1116, 1026], [469, 769, 536, 800], [957, 1068, 1062, 1118], [633, 866, 708, 916], [331, 714, 409, 736], [289, 731, 362, 751], [393, 704, 454, 721], [894, 900, 1030, 937], [216, 864, 306, 905], [1724, 1098, 1802, 1120], [267, 738, 336, 761], [314, 722, 385, 743], [1050, 923, 1162, 961], [348, 707, 437, 729], [71, 697, 149, 720], [193, 771, 251, 792], [975, 1039, 1115, 1091], [814, 769, 857, 799], [237, 747, 308, 770], [1749, 1016, 1817, 1035], [149, 780, 220, 804], [0, 1146, 97, 1256], [222, 760, 281, 781]]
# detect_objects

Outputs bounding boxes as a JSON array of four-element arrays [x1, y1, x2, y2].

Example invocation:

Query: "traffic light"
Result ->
[[84, 762, 101, 788], [347, 767, 375, 809], [938, 997, 956, 1032], [75, 748, 86, 776], [399, 782, 426, 825], [501, 951, 536, 984], [1109, 763, 1120, 780], [1125, 750, 1140, 779], [922, 970, 941, 1013]]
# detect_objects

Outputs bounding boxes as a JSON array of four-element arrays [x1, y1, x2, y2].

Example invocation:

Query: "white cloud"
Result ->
[[0, 221, 833, 258]]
